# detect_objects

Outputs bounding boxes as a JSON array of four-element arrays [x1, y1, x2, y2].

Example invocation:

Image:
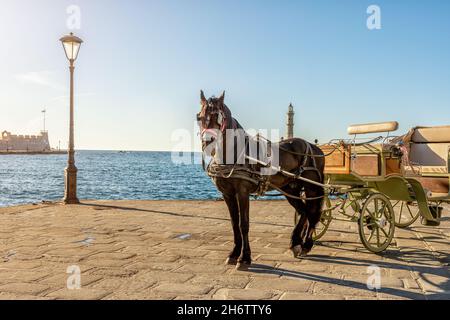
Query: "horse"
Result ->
[[196, 90, 325, 270]]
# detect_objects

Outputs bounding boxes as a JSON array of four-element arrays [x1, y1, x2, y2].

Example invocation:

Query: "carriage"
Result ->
[[303, 122, 450, 253]]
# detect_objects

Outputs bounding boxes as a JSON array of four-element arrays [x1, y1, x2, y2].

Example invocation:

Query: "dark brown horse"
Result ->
[[197, 91, 325, 270]]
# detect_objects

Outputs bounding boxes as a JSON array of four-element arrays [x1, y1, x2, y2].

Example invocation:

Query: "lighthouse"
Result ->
[[286, 103, 295, 139]]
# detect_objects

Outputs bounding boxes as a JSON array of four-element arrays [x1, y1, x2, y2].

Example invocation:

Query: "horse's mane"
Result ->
[[222, 103, 243, 130]]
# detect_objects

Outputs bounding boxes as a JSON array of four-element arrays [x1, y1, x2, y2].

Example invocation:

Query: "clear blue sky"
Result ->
[[1, 0, 449, 151]]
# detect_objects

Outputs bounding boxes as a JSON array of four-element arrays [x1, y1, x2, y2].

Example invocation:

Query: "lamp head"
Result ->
[[60, 32, 83, 61]]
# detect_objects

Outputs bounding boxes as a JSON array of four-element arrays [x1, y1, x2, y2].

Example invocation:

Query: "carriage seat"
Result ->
[[347, 121, 399, 135], [403, 126, 450, 196], [405, 126, 450, 173]]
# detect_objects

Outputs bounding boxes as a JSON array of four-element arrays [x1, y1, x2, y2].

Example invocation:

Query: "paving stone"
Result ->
[[256, 254, 297, 262], [88, 252, 137, 260], [38, 273, 103, 288], [85, 267, 139, 278], [0, 260, 43, 270], [0, 283, 51, 295], [187, 275, 252, 289], [247, 277, 312, 292], [82, 258, 132, 268], [313, 281, 378, 297], [344, 275, 404, 289], [133, 255, 181, 263], [153, 282, 213, 295], [46, 288, 111, 300], [132, 270, 195, 283], [103, 291, 176, 300], [280, 292, 344, 300], [126, 261, 182, 271], [377, 289, 426, 300], [0, 292, 55, 300], [174, 295, 213, 300], [277, 261, 333, 274], [174, 263, 229, 275], [213, 288, 274, 300], [0, 270, 52, 283]]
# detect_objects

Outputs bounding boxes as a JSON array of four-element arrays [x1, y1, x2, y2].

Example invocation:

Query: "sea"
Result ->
[[0, 151, 223, 207]]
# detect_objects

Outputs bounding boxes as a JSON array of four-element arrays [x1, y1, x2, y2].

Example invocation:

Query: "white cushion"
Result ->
[[348, 121, 398, 135], [412, 126, 450, 143], [410, 143, 449, 166]]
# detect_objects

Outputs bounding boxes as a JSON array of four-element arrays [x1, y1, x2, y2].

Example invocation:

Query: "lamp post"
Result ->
[[60, 32, 83, 204]]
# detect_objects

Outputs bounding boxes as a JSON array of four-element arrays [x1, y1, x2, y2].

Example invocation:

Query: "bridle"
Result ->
[[197, 99, 227, 137]]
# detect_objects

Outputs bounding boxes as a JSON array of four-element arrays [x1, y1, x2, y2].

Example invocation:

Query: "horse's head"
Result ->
[[197, 90, 226, 150]]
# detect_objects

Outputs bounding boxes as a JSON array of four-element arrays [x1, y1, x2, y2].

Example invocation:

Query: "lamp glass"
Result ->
[[62, 41, 81, 61]]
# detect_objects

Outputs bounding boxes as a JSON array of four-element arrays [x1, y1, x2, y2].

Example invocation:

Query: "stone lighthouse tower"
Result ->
[[286, 103, 295, 139]]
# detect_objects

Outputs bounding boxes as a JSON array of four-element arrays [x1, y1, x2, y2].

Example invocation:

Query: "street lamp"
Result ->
[[60, 32, 83, 204]]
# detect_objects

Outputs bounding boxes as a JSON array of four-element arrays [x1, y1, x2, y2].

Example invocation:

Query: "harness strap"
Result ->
[[267, 182, 326, 201], [300, 142, 323, 182]]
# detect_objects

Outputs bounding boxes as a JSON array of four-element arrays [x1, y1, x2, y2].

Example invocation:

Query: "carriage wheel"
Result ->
[[391, 200, 420, 228], [294, 198, 333, 241], [358, 193, 395, 253]]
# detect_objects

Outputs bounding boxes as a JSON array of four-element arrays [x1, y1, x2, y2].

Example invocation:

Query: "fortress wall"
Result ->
[[0, 132, 51, 152]]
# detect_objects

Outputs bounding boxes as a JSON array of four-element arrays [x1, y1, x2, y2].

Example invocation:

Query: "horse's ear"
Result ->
[[218, 91, 225, 104], [200, 90, 207, 104]]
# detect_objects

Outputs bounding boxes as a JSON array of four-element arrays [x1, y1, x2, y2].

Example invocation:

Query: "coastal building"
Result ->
[[0, 130, 51, 152], [286, 103, 295, 139]]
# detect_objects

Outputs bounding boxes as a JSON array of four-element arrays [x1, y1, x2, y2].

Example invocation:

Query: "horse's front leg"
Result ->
[[302, 197, 324, 256], [302, 182, 325, 256], [236, 192, 251, 270], [223, 193, 241, 265]]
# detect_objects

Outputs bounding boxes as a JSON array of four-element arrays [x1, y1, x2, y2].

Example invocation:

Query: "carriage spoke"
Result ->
[[406, 204, 415, 218], [363, 221, 376, 227], [367, 229, 375, 243], [379, 203, 387, 218], [376, 228, 381, 247], [379, 225, 390, 238], [365, 208, 375, 218], [398, 201, 404, 222]]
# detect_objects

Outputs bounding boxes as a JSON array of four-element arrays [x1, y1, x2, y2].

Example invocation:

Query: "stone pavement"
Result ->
[[0, 200, 449, 300]]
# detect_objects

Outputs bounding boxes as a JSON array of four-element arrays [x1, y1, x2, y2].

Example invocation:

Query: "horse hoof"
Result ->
[[291, 245, 302, 258], [235, 262, 251, 271], [225, 257, 238, 265], [300, 247, 312, 257]]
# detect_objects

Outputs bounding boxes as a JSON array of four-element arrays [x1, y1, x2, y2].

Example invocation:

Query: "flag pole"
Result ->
[[42, 108, 46, 132]]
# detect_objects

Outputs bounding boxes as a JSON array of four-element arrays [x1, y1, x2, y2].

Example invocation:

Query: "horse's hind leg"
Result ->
[[283, 185, 308, 258], [236, 192, 252, 270], [223, 193, 242, 265], [292, 207, 308, 258]]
